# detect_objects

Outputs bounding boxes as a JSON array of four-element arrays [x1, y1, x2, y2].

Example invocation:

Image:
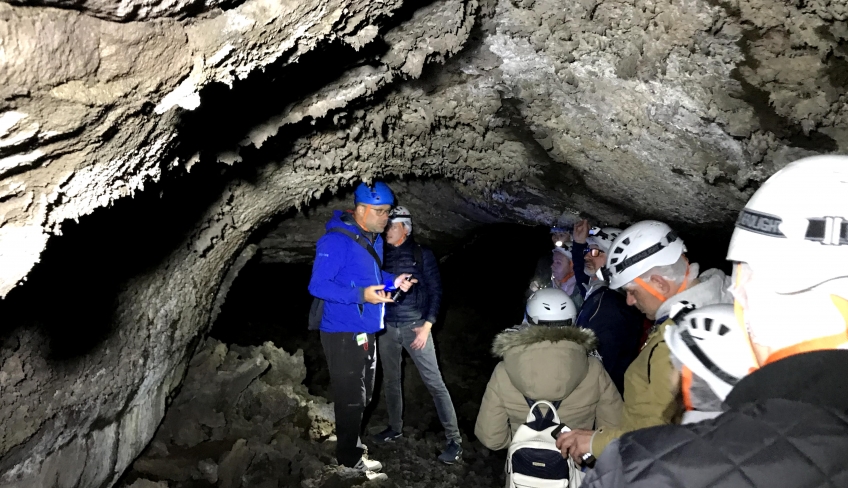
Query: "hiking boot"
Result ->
[[372, 427, 402, 443], [353, 456, 383, 473], [437, 440, 462, 465]]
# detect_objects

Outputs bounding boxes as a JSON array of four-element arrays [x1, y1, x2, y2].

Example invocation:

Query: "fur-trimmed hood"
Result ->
[[492, 326, 598, 357], [491, 325, 599, 402]]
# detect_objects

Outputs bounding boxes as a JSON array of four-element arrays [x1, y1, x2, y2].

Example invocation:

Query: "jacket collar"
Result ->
[[340, 211, 378, 243], [654, 267, 732, 324], [726, 350, 848, 413], [388, 235, 415, 250]]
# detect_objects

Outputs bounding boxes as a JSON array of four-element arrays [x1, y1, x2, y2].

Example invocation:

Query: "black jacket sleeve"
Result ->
[[572, 241, 590, 298], [422, 247, 442, 324]]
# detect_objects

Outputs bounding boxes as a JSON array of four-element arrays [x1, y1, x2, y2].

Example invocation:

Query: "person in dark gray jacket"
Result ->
[[580, 155, 848, 488], [372, 206, 462, 465]]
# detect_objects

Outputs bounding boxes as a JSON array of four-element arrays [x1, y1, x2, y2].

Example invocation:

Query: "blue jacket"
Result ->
[[308, 211, 396, 333], [573, 242, 644, 394], [383, 237, 442, 325]]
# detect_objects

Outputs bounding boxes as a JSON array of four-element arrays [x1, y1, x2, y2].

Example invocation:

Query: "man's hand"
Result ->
[[556, 429, 594, 462], [410, 321, 432, 350], [573, 219, 590, 244], [394, 273, 418, 291], [364, 285, 393, 304]]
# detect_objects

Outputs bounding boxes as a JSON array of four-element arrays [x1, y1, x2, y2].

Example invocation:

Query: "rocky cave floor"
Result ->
[[115, 225, 545, 488]]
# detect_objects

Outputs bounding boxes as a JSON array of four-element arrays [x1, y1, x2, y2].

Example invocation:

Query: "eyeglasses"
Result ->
[[583, 248, 604, 257]]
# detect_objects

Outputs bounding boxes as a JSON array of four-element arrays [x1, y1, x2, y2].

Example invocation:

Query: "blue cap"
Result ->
[[354, 182, 394, 206]]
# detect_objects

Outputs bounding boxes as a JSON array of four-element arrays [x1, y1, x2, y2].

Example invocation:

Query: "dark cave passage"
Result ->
[[204, 223, 553, 486], [193, 217, 732, 487], [211, 222, 550, 408]]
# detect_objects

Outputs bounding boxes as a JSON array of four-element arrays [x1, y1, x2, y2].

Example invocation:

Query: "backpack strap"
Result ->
[[413, 244, 424, 268], [524, 397, 563, 426], [328, 227, 382, 268]]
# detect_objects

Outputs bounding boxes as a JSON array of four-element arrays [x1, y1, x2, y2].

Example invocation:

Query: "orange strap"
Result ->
[[558, 271, 575, 286], [765, 330, 848, 365], [354, 205, 370, 231], [765, 295, 848, 365], [681, 365, 694, 411], [633, 265, 690, 303], [395, 227, 408, 247]]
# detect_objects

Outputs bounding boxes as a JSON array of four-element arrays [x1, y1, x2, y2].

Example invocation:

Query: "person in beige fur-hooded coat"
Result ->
[[474, 325, 623, 451]]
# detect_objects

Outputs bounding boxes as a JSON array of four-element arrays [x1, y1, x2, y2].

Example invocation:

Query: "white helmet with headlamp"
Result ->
[[665, 303, 758, 400], [587, 227, 623, 253], [389, 206, 413, 232], [526, 288, 578, 325], [600, 220, 687, 290]]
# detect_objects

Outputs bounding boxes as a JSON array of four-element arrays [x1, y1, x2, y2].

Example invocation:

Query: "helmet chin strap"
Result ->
[[395, 227, 408, 246], [633, 264, 690, 303], [764, 295, 848, 365], [681, 365, 694, 411], [355, 204, 376, 233]]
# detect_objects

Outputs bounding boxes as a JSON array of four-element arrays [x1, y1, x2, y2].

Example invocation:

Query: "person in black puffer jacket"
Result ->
[[571, 221, 644, 394], [372, 206, 462, 465]]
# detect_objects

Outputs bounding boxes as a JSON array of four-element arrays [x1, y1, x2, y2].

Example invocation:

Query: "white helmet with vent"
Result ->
[[664, 304, 758, 400], [601, 220, 687, 290], [389, 206, 412, 232], [526, 288, 578, 325], [726, 155, 848, 294], [587, 227, 623, 253]]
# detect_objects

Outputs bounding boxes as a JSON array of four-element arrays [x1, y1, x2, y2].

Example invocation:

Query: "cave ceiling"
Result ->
[[2, 0, 847, 296]]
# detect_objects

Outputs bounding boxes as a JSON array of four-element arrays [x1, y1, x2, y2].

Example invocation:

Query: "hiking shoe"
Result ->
[[372, 427, 403, 443], [353, 456, 383, 473], [437, 440, 462, 464]]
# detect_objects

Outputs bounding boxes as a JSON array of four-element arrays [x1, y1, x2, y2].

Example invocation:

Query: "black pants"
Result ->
[[320, 330, 377, 467]]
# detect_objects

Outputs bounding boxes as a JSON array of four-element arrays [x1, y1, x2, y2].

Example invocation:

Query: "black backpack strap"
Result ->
[[328, 227, 382, 268], [413, 244, 424, 267]]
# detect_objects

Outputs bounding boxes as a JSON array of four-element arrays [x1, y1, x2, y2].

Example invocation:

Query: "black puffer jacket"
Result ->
[[572, 242, 644, 394], [575, 286, 644, 395], [383, 237, 442, 325], [582, 350, 848, 488]]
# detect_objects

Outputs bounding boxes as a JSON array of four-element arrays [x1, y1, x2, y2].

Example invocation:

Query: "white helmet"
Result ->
[[726, 155, 848, 294], [389, 206, 412, 230], [552, 246, 573, 261], [526, 288, 578, 325], [601, 220, 687, 290], [664, 304, 758, 400], [587, 227, 623, 253]]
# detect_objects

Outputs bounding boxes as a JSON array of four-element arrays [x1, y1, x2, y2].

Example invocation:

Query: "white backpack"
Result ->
[[506, 400, 584, 488]]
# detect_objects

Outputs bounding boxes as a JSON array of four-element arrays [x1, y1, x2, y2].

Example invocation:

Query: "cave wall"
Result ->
[[1, 0, 846, 486], [0, 0, 482, 486]]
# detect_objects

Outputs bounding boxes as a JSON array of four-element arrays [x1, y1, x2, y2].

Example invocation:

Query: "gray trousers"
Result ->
[[379, 322, 461, 443]]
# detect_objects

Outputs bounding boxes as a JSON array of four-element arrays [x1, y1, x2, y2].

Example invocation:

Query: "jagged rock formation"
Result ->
[[119, 338, 506, 488], [118, 339, 341, 488], [1, 0, 846, 486]]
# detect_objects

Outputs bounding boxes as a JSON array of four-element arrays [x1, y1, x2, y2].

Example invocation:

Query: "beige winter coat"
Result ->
[[474, 326, 623, 451]]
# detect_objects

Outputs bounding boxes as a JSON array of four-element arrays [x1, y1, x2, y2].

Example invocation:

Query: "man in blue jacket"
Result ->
[[308, 182, 415, 475], [571, 220, 644, 394], [371, 206, 462, 464]]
